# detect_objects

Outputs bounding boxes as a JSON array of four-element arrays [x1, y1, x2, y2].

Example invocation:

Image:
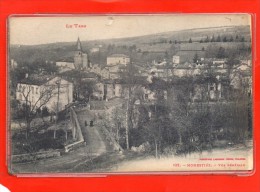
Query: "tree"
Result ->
[[222, 36, 227, 42], [100, 106, 126, 149], [112, 107, 125, 144], [235, 35, 239, 41], [216, 47, 226, 58], [10, 67, 27, 93], [41, 106, 49, 116], [144, 117, 163, 158], [190, 107, 214, 151], [167, 77, 194, 146], [129, 44, 137, 52], [216, 35, 221, 42], [64, 69, 98, 101], [226, 54, 240, 75], [16, 83, 57, 139], [229, 36, 234, 42], [19, 59, 58, 75], [211, 35, 215, 42], [120, 63, 146, 149], [205, 36, 209, 43], [37, 60, 58, 75], [189, 38, 192, 43], [224, 87, 250, 144], [164, 51, 169, 60], [193, 52, 199, 63], [10, 99, 21, 119], [80, 80, 98, 101], [142, 88, 178, 158]]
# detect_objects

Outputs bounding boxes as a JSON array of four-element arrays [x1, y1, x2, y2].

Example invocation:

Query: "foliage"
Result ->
[[12, 128, 67, 155], [193, 53, 199, 63], [41, 106, 50, 117], [216, 47, 226, 58], [127, 75, 252, 156], [16, 83, 58, 139], [80, 80, 98, 101]]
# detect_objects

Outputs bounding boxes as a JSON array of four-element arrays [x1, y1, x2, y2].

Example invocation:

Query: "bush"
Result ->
[[129, 128, 147, 147], [12, 129, 67, 155]]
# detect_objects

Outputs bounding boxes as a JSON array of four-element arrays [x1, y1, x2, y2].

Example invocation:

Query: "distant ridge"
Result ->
[[10, 25, 250, 47], [9, 25, 251, 65]]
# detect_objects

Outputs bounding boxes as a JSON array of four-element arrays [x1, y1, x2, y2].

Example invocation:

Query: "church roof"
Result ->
[[76, 37, 82, 51]]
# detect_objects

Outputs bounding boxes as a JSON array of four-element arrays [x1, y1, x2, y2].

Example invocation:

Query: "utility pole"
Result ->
[[125, 92, 130, 150], [54, 79, 61, 139]]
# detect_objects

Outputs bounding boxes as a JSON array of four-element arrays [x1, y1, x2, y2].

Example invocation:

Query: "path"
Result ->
[[11, 109, 110, 174], [77, 111, 107, 156]]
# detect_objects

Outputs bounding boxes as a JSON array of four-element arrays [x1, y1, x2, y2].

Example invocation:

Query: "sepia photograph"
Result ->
[[8, 15, 253, 174]]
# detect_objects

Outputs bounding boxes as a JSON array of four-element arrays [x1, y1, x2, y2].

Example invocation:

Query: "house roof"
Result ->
[[108, 54, 129, 58], [156, 65, 174, 69], [101, 75, 148, 85], [105, 64, 126, 68], [89, 100, 105, 110], [92, 64, 100, 68], [234, 63, 250, 70], [104, 98, 124, 109], [57, 57, 74, 63], [60, 70, 99, 79], [175, 63, 194, 69], [89, 98, 124, 110], [240, 70, 252, 77], [19, 74, 55, 86], [81, 72, 99, 79], [175, 51, 206, 63], [212, 59, 227, 62]]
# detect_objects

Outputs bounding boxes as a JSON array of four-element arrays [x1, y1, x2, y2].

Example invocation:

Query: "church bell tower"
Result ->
[[74, 37, 88, 70]]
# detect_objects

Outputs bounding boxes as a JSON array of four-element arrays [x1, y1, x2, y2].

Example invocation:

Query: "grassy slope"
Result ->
[[9, 25, 251, 65]]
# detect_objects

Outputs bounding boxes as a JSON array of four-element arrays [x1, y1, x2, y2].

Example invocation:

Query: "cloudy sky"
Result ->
[[9, 14, 251, 45]]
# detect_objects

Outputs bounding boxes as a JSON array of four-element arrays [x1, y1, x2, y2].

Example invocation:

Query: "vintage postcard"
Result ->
[[8, 14, 253, 174]]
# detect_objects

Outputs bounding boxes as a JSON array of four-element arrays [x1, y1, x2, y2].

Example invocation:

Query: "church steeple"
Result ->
[[74, 37, 88, 70], [76, 37, 82, 51]]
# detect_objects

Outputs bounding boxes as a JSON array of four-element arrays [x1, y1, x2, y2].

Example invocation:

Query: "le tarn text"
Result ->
[[66, 24, 87, 28]]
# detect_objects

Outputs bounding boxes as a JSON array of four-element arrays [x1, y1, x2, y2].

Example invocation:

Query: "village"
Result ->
[[9, 33, 252, 172]]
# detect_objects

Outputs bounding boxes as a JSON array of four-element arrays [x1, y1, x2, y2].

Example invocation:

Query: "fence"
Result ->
[[12, 150, 61, 163], [64, 107, 85, 152]]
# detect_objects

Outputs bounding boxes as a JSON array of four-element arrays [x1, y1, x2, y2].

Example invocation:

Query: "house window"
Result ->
[[36, 88, 38, 94], [31, 87, 34, 94], [145, 94, 148, 99], [19, 94, 22, 100]]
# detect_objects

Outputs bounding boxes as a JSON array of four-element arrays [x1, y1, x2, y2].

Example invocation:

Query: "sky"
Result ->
[[9, 14, 251, 45]]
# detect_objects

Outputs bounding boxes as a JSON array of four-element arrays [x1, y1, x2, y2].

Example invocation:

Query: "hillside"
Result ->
[[9, 25, 251, 65]]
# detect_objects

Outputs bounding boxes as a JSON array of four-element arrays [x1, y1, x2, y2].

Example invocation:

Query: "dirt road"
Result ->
[[11, 110, 110, 174]]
